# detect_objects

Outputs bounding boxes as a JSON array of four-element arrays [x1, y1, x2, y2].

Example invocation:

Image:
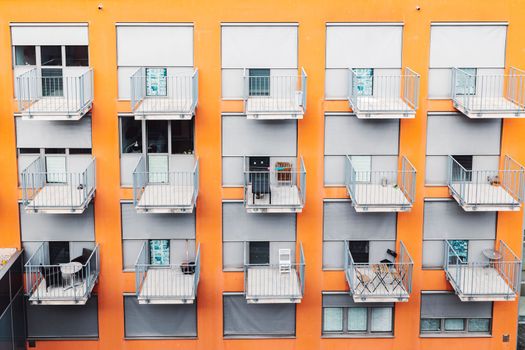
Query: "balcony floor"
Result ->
[[351, 97, 415, 119], [245, 184, 302, 213], [454, 96, 525, 118], [26, 185, 93, 214], [134, 98, 194, 119], [450, 183, 519, 211], [138, 268, 196, 304], [246, 267, 302, 303], [21, 97, 91, 120], [446, 266, 516, 301], [29, 275, 96, 305], [246, 97, 303, 119], [136, 184, 195, 213], [350, 266, 410, 303], [350, 184, 411, 212]]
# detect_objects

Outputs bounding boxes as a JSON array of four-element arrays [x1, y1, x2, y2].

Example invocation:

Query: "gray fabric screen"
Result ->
[[26, 296, 98, 339], [223, 294, 295, 336], [420, 293, 492, 318], [16, 116, 92, 149], [124, 295, 196, 338], [322, 293, 394, 308]]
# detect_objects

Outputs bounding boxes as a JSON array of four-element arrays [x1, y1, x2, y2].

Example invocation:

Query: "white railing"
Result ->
[[21, 156, 96, 211], [444, 240, 520, 300], [130, 67, 198, 117], [25, 243, 99, 304], [344, 241, 413, 301], [448, 155, 524, 208], [452, 67, 525, 116], [349, 67, 420, 114], [16, 67, 93, 118]]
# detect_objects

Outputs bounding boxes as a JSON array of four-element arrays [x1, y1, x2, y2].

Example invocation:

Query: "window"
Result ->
[[65, 46, 89, 66], [421, 318, 491, 335], [45, 154, 67, 183], [370, 308, 393, 332], [444, 318, 465, 331], [347, 307, 367, 331], [249, 69, 270, 96], [468, 318, 490, 332], [146, 121, 168, 154], [353, 68, 374, 96], [146, 68, 168, 97], [452, 155, 473, 182], [41, 68, 63, 97], [323, 308, 343, 331], [420, 318, 441, 332], [40, 46, 62, 66], [171, 120, 194, 154], [14, 46, 36, 65], [348, 241, 369, 264], [448, 240, 468, 264], [455, 68, 477, 95], [322, 305, 393, 336], [350, 156, 371, 182], [149, 240, 170, 265], [48, 241, 70, 265], [249, 242, 270, 265], [121, 118, 143, 153]]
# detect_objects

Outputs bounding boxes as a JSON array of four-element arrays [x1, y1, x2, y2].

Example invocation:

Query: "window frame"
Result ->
[[322, 305, 394, 337], [420, 317, 491, 336]]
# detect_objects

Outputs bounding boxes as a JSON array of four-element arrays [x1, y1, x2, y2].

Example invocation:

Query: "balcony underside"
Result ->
[[245, 267, 302, 304], [20, 97, 92, 121], [348, 184, 412, 213], [347, 267, 410, 303], [453, 97, 525, 119], [449, 183, 520, 212], [133, 97, 195, 120], [135, 183, 196, 213], [446, 266, 516, 302], [25, 185, 95, 214], [137, 268, 196, 304], [28, 275, 98, 306], [350, 97, 416, 119], [246, 97, 304, 120], [245, 184, 303, 213]]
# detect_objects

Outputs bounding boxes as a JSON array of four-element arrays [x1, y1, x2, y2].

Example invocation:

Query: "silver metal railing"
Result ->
[[21, 156, 96, 211], [444, 240, 520, 299], [348, 67, 420, 114], [243, 242, 305, 301], [130, 67, 198, 117], [452, 67, 525, 116], [25, 243, 100, 304], [135, 242, 200, 302], [132, 155, 199, 210], [344, 241, 413, 301], [345, 156, 416, 209], [243, 157, 306, 210], [16, 67, 94, 118], [243, 68, 307, 114], [448, 155, 524, 208]]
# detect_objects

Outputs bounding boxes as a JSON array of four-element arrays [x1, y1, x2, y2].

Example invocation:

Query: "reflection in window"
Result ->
[[146, 121, 168, 153], [171, 120, 194, 154], [41, 68, 63, 97], [41, 46, 62, 66], [371, 307, 393, 332], [448, 240, 468, 264], [323, 308, 343, 332], [347, 307, 367, 331], [468, 318, 490, 332], [66, 46, 89, 66], [149, 239, 170, 265], [455, 68, 477, 95], [421, 318, 441, 332], [14, 46, 36, 65], [444, 318, 465, 331], [121, 118, 142, 153], [249, 69, 270, 96], [353, 68, 374, 96], [146, 68, 168, 97]]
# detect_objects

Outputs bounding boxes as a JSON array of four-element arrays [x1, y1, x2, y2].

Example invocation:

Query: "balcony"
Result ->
[[244, 243, 305, 304], [243, 68, 307, 120], [21, 156, 96, 214], [444, 240, 520, 301], [130, 68, 198, 120], [25, 243, 99, 305], [16, 67, 93, 121], [133, 155, 199, 213], [243, 156, 306, 213], [135, 242, 200, 304], [345, 156, 416, 212], [344, 241, 413, 303], [452, 67, 525, 119], [348, 68, 420, 119], [448, 155, 524, 212]]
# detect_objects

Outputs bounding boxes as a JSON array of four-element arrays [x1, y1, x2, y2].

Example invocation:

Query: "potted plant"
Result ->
[[181, 239, 195, 275]]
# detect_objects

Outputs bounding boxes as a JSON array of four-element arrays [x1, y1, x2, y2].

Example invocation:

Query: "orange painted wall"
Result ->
[[0, 1, 524, 350]]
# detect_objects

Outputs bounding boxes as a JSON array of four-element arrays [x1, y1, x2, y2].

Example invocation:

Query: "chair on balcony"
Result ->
[[71, 248, 93, 281], [249, 157, 271, 204], [279, 249, 292, 274], [355, 269, 372, 293]]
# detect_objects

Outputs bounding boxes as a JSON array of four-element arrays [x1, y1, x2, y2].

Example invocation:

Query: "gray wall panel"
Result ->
[[323, 293, 394, 308], [422, 239, 494, 268], [421, 293, 492, 318], [16, 117, 92, 149], [325, 155, 397, 186], [120, 154, 141, 187], [425, 155, 500, 186]]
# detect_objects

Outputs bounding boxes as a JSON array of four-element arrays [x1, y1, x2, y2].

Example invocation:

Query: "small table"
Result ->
[[482, 249, 502, 268], [60, 262, 83, 291]]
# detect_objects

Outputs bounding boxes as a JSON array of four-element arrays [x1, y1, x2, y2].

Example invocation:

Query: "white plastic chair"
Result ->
[[279, 249, 292, 274]]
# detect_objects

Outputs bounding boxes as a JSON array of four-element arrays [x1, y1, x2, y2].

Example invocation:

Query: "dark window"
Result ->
[[48, 242, 70, 265], [19, 148, 40, 154], [249, 242, 270, 265], [146, 120, 168, 153], [69, 148, 92, 155], [14, 46, 36, 65], [65, 46, 89, 66], [121, 118, 143, 154], [249, 68, 270, 96], [41, 68, 63, 97], [171, 120, 194, 154], [44, 148, 66, 154], [348, 241, 369, 263], [40, 46, 62, 66], [452, 155, 473, 181]]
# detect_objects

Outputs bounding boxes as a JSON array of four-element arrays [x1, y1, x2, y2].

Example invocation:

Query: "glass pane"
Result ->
[[41, 68, 64, 97], [49, 241, 70, 265], [15, 46, 36, 65], [41, 46, 62, 66], [348, 307, 368, 332], [146, 120, 168, 153], [421, 318, 441, 332], [146, 68, 167, 96], [323, 308, 343, 332], [350, 156, 371, 182], [171, 120, 194, 154], [45, 156, 67, 183], [353, 68, 374, 96], [249, 68, 270, 96], [348, 241, 369, 264], [468, 318, 490, 332], [121, 118, 142, 153], [448, 240, 468, 264], [444, 318, 465, 331], [455, 68, 477, 95], [249, 241, 270, 265], [451, 155, 473, 182], [371, 308, 393, 332], [149, 240, 170, 265], [147, 155, 169, 183], [65, 46, 89, 66]]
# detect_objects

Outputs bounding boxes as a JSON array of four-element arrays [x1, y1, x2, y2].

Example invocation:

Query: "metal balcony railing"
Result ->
[[16, 67, 93, 120], [244, 242, 305, 304], [243, 157, 306, 213], [344, 241, 413, 303], [133, 155, 199, 213], [348, 68, 420, 119], [452, 67, 525, 118], [444, 240, 520, 301], [448, 155, 524, 211], [243, 68, 307, 119], [130, 67, 198, 120], [345, 156, 416, 212], [25, 243, 99, 305], [21, 156, 96, 214], [135, 242, 200, 304]]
